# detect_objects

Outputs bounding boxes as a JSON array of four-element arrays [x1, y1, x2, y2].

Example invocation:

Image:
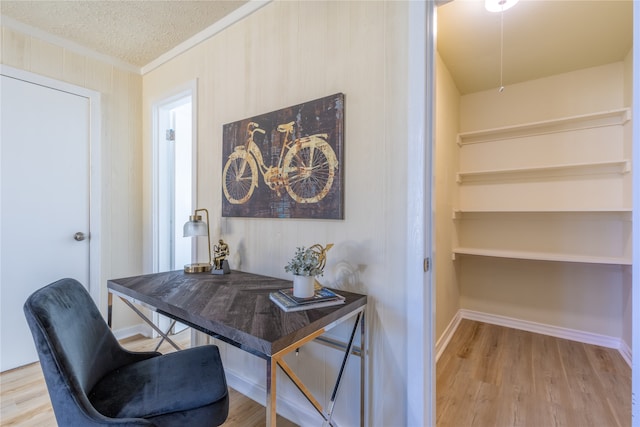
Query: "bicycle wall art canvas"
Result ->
[[222, 93, 344, 219]]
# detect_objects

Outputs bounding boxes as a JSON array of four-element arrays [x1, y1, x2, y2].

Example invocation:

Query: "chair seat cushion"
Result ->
[[89, 345, 227, 420]]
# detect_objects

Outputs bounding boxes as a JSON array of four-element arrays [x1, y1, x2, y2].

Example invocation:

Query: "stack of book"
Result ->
[[270, 287, 345, 312]]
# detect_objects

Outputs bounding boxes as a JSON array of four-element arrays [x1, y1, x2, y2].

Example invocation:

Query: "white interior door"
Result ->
[[0, 74, 91, 371]]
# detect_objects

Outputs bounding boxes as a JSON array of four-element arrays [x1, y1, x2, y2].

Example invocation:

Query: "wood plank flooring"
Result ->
[[2, 321, 631, 426], [0, 330, 298, 426], [437, 319, 631, 427]]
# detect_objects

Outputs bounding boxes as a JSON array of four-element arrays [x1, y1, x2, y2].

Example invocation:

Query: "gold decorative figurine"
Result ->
[[212, 239, 231, 275], [308, 243, 333, 286], [308, 243, 333, 272]]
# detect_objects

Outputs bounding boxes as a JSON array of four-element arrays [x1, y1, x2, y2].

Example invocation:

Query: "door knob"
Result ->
[[74, 232, 87, 241]]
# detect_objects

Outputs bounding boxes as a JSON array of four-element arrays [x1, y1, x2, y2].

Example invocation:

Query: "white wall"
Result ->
[[142, 1, 412, 425], [460, 62, 625, 132], [434, 51, 460, 340], [0, 25, 144, 329]]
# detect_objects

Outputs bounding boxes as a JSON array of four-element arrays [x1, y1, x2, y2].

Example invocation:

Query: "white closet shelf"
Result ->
[[452, 247, 631, 265], [452, 208, 632, 218], [456, 160, 630, 184], [457, 108, 631, 146]]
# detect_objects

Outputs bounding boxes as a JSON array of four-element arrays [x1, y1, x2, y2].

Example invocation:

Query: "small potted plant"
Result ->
[[285, 246, 323, 298]]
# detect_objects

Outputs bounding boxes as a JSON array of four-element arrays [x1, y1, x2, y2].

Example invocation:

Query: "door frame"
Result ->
[[149, 81, 197, 335], [150, 79, 198, 274], [632, 2, 639, 423], [0, 64, 102, 305], [419, 3, 639, 423], [406, 1, 435, 426]]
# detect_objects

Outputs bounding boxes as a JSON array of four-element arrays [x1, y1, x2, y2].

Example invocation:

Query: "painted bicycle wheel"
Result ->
[[283, 138, 337, 203], [222, 149, 258, 204]]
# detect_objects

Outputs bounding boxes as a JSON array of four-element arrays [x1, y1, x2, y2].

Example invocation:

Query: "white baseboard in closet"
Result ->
[[436, 309, 632, 368], [435, 311, 462, 363], [619, 340, 632, 367]]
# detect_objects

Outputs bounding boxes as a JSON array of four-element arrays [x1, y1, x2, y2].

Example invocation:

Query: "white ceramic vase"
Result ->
[[293, 274, 315, 298]]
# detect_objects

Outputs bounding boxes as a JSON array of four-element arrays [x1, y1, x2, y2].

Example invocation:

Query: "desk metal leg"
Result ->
[[118, 297, 182, 351], [267, 310, 364, 427], [154, 319, 177, 351], [107, 292, 113, 327], [360, 311, 366, 427], [268, 327, 326, 426], [266, 356, 277, 427], [324, 312, 362, 426]]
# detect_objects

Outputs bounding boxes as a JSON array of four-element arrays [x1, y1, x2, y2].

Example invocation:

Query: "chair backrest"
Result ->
[[23, 278, 150, 426]]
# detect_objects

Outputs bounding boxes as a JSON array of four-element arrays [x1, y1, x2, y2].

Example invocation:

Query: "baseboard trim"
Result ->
[[445, 309, 632, 368], [112, 324, 151, 340], [435, 311, 462, 362], [460, 309, 620, 347], [224, 370, 318, 425], [619, 340, 632, 367]]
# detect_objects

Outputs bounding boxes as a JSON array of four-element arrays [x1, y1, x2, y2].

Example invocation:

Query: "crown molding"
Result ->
[[140, 0, 271, 75], [1, 0, 271, 76], [0, 15, 141, 74]]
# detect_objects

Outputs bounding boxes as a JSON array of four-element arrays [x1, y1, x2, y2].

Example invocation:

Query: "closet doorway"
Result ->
[[434, 1, 637, 424]]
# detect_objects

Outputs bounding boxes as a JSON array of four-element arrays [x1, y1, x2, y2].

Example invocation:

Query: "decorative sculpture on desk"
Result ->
[[308, 243, 333, 275], [212, 239, 231, 275]]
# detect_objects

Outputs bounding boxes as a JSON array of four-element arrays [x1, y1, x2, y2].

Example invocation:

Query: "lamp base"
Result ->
[[184, 263, 213, 273]]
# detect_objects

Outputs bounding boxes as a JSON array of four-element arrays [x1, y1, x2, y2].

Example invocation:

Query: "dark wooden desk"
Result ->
[[107, 270, 366, 426]]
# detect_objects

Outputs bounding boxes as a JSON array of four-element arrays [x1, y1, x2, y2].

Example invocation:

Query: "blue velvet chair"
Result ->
[[23, 278, 229, 426]]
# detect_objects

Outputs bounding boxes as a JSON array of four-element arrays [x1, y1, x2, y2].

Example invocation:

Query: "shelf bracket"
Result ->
[[622, 160, 631, 174]]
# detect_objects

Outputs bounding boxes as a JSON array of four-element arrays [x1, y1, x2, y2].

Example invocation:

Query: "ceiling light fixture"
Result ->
[[485, 0, 519, 92], [485, 0, 519, 13]]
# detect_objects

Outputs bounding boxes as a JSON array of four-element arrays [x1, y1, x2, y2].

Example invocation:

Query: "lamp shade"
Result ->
[[183, 215, 208, 237]]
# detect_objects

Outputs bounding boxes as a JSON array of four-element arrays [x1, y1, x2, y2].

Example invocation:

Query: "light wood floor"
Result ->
[[3, 321, 632, 426], [437, 319, 631, 427], [0, 330, 298, 426]]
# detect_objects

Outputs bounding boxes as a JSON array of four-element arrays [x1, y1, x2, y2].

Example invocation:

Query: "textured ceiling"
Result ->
[[437, 0, 633, 94], [0, 0, 634, 89], [0, 0, 249, 68]]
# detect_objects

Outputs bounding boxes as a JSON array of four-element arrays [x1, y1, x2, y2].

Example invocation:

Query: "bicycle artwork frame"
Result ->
[[222, 93, 344, 219]]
